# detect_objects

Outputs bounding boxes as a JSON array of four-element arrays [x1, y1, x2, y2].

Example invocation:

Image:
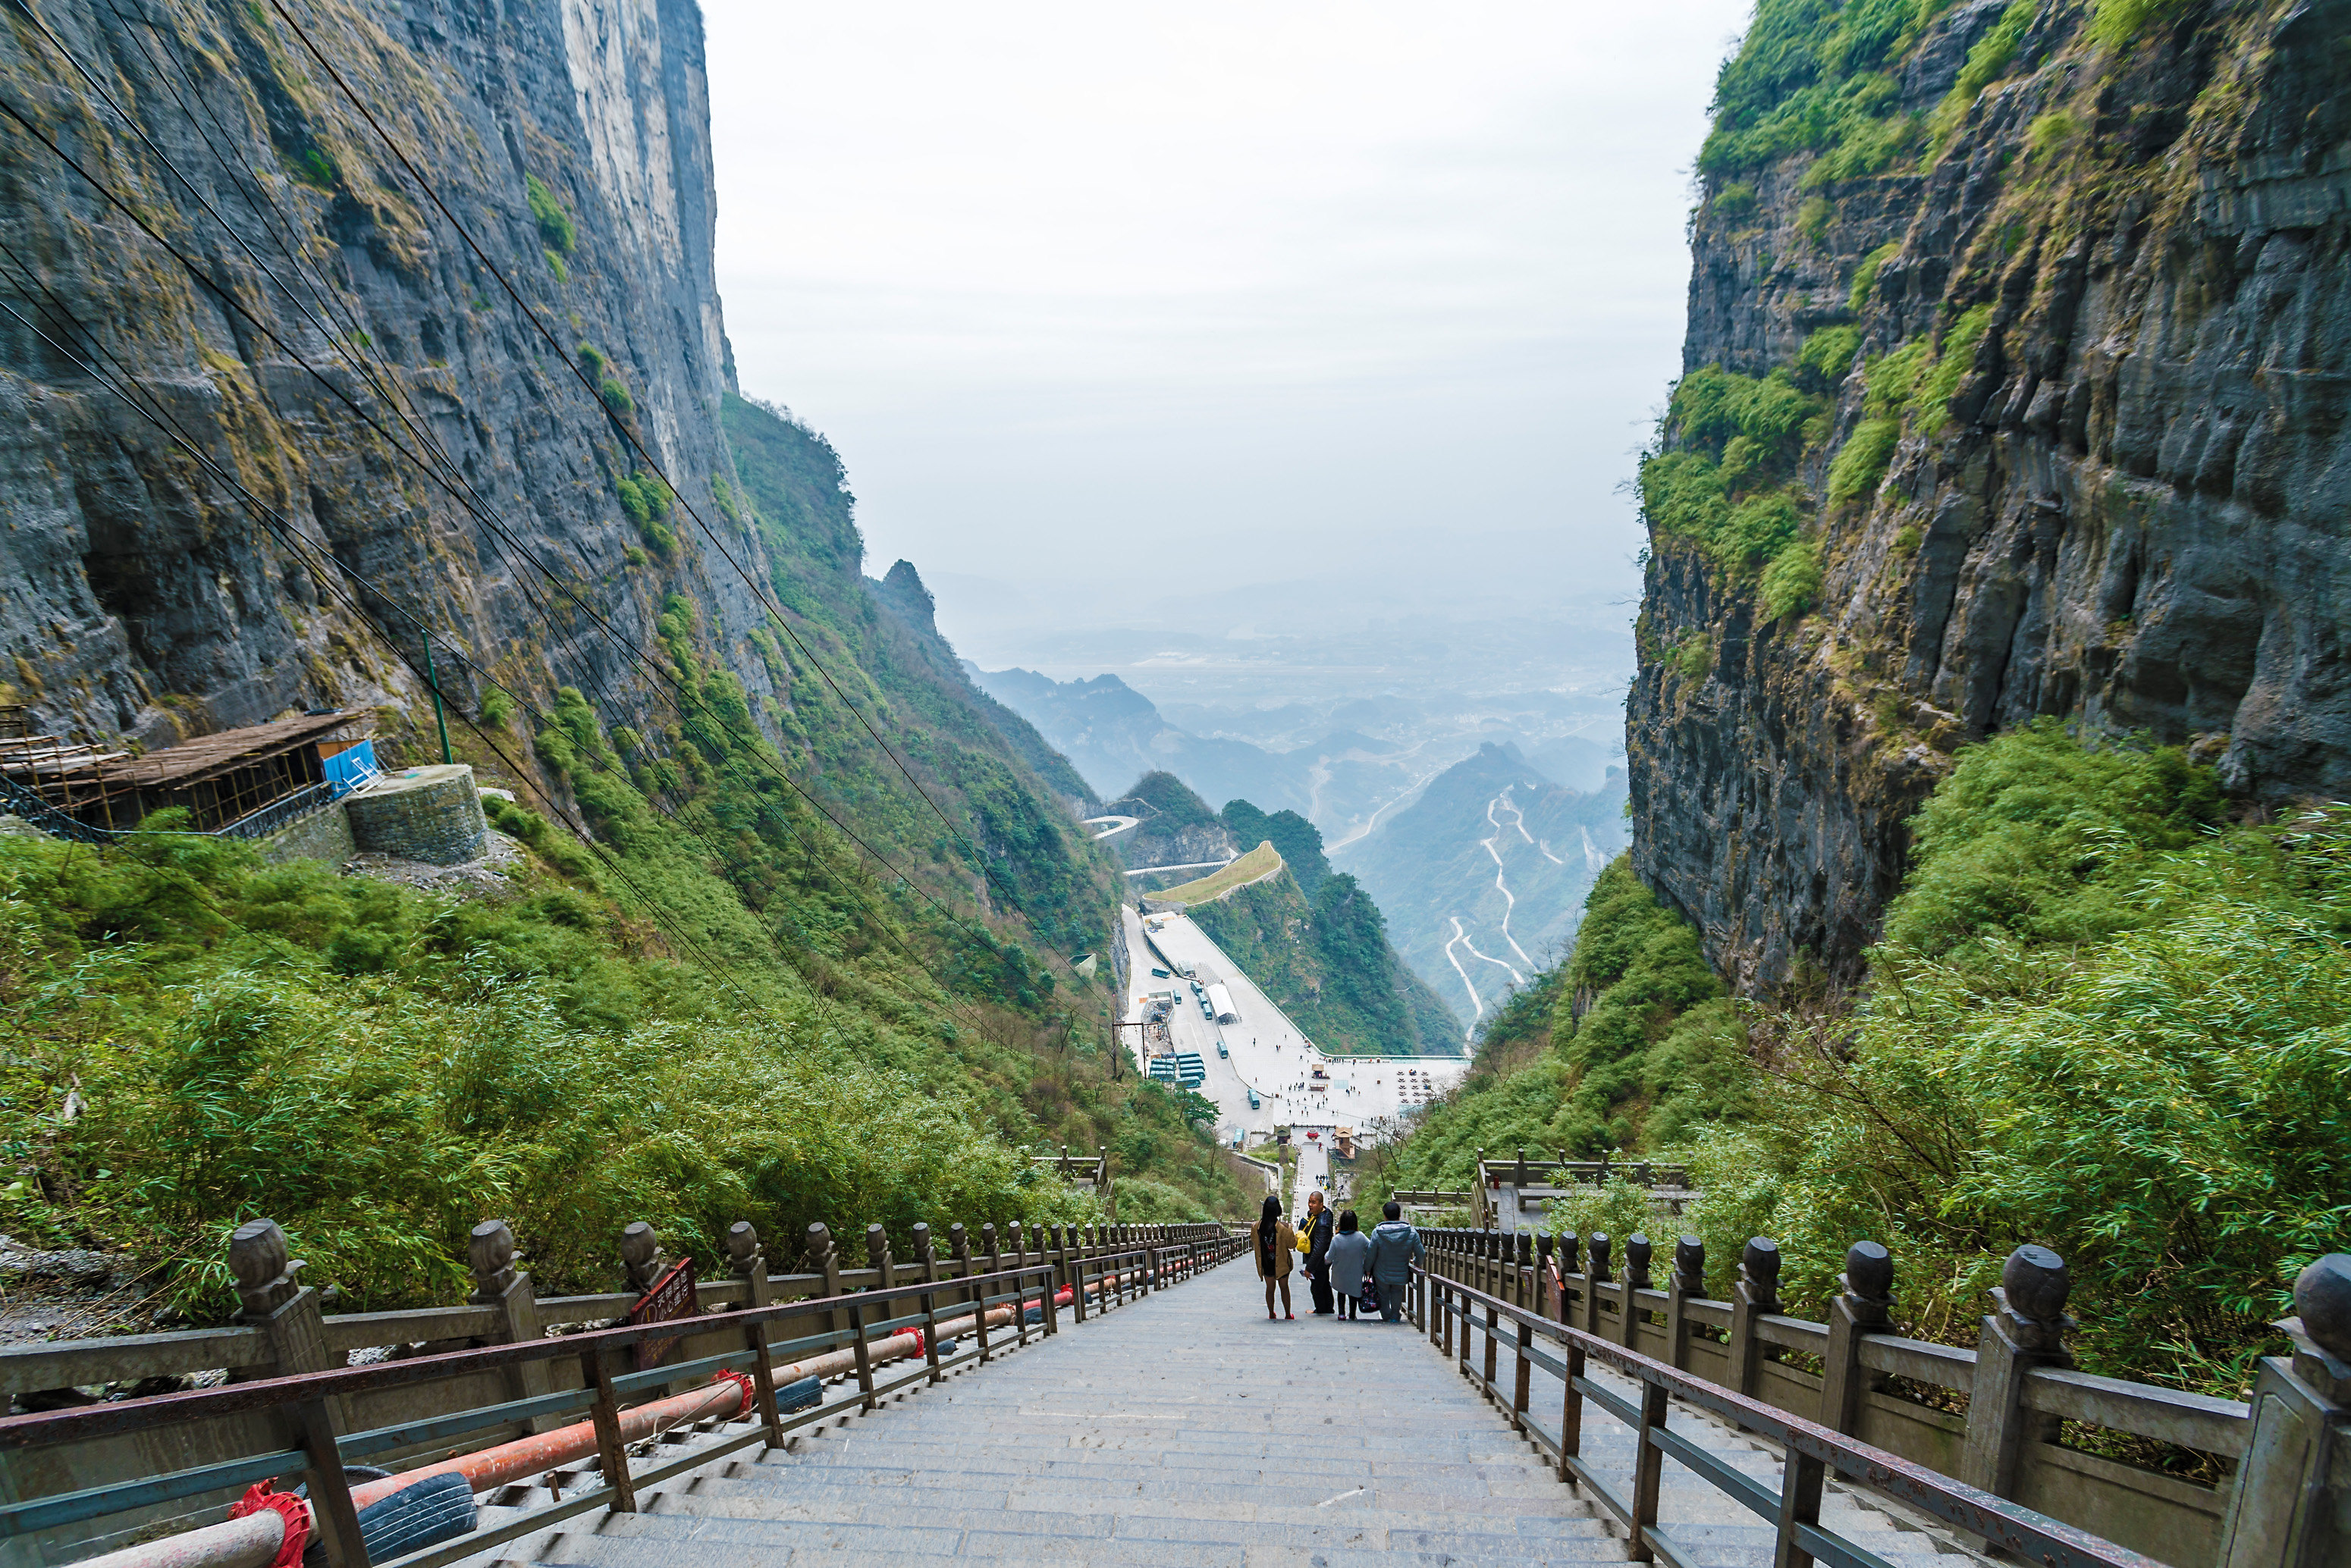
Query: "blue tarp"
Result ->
[[324, 739, 380, 797]]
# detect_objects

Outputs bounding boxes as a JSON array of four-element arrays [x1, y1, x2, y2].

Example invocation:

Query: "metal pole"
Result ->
[[421, 632, 454, 765]]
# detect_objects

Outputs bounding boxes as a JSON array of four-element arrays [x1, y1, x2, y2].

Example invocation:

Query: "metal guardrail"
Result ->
[[0, 1235, 1244, 1568], [0, 773, 337, 844], [1414, 1265, 2161, 1568]]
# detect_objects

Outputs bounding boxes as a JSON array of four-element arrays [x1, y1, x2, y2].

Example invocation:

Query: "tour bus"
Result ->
[[1247, 1087, 1260, 1109]]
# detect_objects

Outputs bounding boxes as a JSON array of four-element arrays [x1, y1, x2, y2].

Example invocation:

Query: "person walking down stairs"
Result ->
[[1254, 1195, 1296, 1320]]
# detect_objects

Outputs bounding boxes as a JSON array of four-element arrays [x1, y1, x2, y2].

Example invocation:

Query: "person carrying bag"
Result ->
[[1253, 1195, 1296, 1320]]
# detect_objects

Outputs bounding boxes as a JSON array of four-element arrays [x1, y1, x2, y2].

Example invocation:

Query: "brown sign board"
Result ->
[[626, 1257, 698, 1373]]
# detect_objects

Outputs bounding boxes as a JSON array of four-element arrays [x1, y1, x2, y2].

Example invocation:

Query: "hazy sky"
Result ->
[[702, 2, 1750, 654]]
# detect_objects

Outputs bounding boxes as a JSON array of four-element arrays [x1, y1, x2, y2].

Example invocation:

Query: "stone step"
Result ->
[[651, 1476, 1605, 1532], [544, 1504, 1627, 1565]]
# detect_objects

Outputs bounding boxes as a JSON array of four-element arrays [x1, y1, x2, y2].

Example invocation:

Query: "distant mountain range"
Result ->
[[1334, 742, 1629, 1028], [965, 664, 1317, 813]]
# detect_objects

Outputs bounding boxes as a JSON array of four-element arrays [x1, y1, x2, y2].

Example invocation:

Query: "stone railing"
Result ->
[[0, 1212, 1228, 1566], [1420, 1227, 2350, 1568], [1472, 1146, 1700, 1230]]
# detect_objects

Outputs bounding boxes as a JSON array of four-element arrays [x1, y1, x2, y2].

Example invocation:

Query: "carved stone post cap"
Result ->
[[725, 1221, 761, 1262], [949, 1221, 969, 1255], [1675, 1235, 1705, 1287], [1590, 1231, 1610, 1248], [1536, 1233, 1555, 1260], [469, 1219, 517, 1282], [805, 1221, 833, 1259], [981, 1221, 997, 1242], [2291, 1253, 2351, 1365], [229, 1218, 290, 1288], [1998, 1244, 2070, 1319], [1742, 1237, 1781, 1281], [619, 1222, 659, 1269], [1843, 1240, 1894, 1303]]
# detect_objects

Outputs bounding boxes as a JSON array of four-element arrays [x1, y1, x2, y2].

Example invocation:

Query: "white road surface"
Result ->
[[1121, 906, 1469, 1184]]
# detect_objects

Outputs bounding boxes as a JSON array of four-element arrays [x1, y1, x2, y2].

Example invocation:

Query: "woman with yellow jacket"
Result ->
[[1252, 1195, 1295, 1320]]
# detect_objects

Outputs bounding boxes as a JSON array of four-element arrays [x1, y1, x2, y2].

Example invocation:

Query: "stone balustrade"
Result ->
[[1417, 1225, 2350, 1568], [0, 1215, 1227, 1565]]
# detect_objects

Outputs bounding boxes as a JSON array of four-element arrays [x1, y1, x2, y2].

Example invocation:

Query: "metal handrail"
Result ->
[[0, 1259, 1063, 1449], [0, 1234, 1241, 1568], [1413, 1265, 2161, 1568]]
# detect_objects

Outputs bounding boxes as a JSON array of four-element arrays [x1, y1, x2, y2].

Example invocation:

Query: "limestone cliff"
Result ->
[[1628, 0, 2351, 989], [0, 0, 767, 751]]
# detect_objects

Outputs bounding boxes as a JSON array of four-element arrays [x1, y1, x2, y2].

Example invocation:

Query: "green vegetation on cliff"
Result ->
[[1222, 800, 1332, 895], [0, 813, 1241, 1321], [1371, 724, 2348, 1397], [1365, 859, 1746, 1192]]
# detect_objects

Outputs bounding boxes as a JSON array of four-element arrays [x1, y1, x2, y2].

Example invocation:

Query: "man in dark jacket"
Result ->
[[1301, 1190, 1336, 1315], [1366, 1200, 1425, 1323]]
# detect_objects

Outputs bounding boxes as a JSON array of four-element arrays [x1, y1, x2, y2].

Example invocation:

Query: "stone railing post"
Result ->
[[470, 1218, 554, 1419], [1728, 1237, 1781, 1397], [1821, 1240, 1894, 1434], [230, 1218, 334, 1382], [1960, 1244, 2072, 1499], [1009, 1218, 1027, 1276], [1621, 1234, 1653, 1350], [866, 1223, 893, 1294], [2218, 1254, 2351, 1568], [1665, 1235, 1704, 1371], [620, 1221, 667, 1295], [807, 1222, 843, 1344], [1586, 1232, 1612, 1337], [1536, 1233, 1555, 1317], [912, 1222, 942, 1384], [1558, 1231, 1581, 1330], [727, 1221, 773, 1311], [948, 1221, 973, 1312]]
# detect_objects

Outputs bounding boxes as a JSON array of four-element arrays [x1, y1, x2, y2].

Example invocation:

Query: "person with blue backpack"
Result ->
[[1365, 1200, 1425, 1324]]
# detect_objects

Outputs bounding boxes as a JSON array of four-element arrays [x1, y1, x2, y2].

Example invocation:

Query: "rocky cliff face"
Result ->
[[1629, 0, 2351, 990], [0, 0, 771, 753]]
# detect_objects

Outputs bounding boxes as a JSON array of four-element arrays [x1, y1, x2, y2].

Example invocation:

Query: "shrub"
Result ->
[[1797, 325, 1863, 388], [1759, 536, 1822, 620], [1914, 304, 1995, 428], [1797, 195, 1835, 248], [1927, 2, 2036, 155], [2090, 0, 2180, 51], [526, 174, 576, 255], [2026, 109, 2079, 158], [1848, 241, 1901, 312], [1826, 419, 1900, 503]]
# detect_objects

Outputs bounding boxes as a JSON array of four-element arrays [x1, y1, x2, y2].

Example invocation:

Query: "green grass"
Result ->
[[1153, 842, 1282, 905]]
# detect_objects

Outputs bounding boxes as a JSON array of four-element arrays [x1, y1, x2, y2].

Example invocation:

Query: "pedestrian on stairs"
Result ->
[[1366, 1201, 1425, 1324], [1254, 1196, 1295, 1320], [1326, 1209, 1371, 1320], [1301, 1190, 1336, 1315]]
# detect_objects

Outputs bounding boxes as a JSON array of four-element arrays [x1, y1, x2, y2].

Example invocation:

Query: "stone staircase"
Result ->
[[477, 1273, 1982, 1566]]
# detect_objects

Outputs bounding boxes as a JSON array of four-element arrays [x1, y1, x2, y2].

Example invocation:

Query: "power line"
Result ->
[[254, 0, 1046, 934], [0, 59, 1008, 963], [0, 260, 809, 1027], [0, 15, 1072, 1047], [0, 220, 994, 1048]]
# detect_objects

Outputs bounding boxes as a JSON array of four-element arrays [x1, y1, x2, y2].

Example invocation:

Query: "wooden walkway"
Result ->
[[493, 1269, 1979, 1567]]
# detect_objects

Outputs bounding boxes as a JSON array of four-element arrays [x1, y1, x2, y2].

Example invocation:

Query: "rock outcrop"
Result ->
[[1629, 0, 2351, 990], [0, 0, 769, 751]]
